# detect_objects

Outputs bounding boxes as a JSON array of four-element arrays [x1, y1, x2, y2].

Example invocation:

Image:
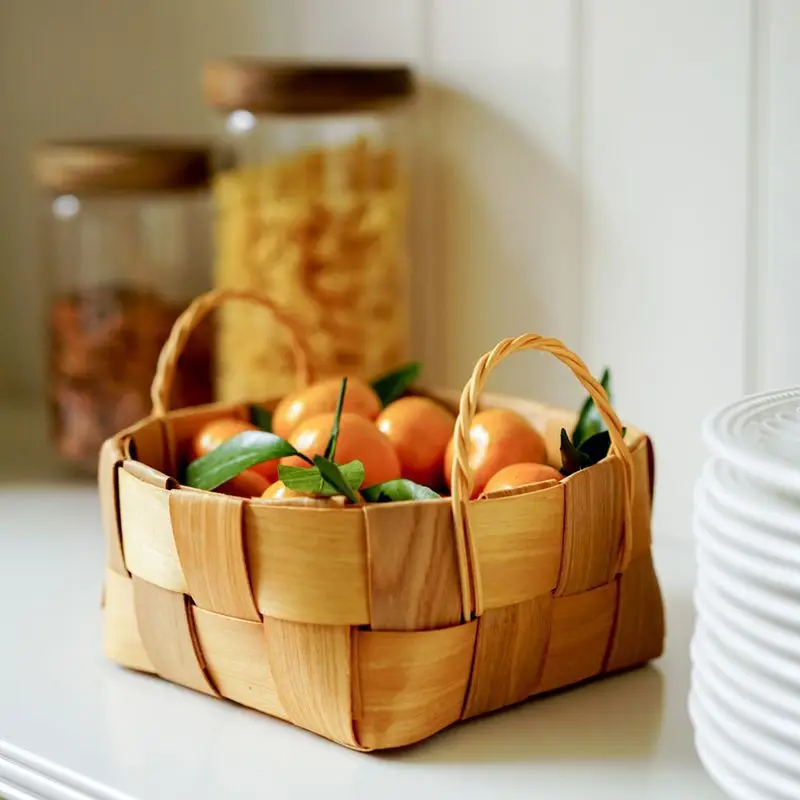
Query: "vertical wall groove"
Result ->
[[744, 0, 769, 394], [414, 0, 444, 381], [572, 0, 587, 360]]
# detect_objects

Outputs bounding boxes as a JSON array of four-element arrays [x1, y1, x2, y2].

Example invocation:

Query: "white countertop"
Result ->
[[0, 467, 727, 799]]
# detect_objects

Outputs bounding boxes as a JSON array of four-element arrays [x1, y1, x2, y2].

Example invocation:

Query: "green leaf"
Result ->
[[362, 479, 441, 503], [324, 378, 348, 460], [313, 456, 361, 504], [577, 426, 628, 465], [576, 430, 613, 464], [559, 428, 593, 477], [559, 424, 628, 478], [249, 404, 273, 432], [572, 367, 612, 446], [185, 430, 305, 491], [371, 361, 422, 407], [277, 460, 365, 497]]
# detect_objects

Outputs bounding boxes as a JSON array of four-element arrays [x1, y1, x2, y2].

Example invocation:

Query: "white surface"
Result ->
[[6, 1, 800, 550], [0, 476, 725, 800]]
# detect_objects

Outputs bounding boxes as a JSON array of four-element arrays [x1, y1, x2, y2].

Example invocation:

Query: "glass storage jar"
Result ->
[[203, 58, 416, 401], [33, 139, 215, 472]]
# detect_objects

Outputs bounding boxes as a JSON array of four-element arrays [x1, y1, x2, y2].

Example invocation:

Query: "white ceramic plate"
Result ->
[[695, 512, 800, 623], [693, 732, 759, 800], [695, 470, 800, 570], [698, 458, 800, 542], [695, 530, 800, 648], [690, 688, 799, 800], [693, 579, 800, 692], [691, 622, 800, 729], [694, 501, 800, 596], [692, 668, 800, 783], [703, 388, 800, 496], [691, 630, 800, 757]]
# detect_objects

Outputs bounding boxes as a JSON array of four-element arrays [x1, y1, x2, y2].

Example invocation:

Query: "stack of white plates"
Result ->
[[690, 388, 800, 800]]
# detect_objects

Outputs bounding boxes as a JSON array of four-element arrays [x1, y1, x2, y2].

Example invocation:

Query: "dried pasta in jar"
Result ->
[[204, 58, 416, 401]]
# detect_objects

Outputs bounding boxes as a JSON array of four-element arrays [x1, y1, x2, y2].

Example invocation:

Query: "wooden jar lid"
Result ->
[[203, 58, 415, 115], [33, 139, 213, 194]]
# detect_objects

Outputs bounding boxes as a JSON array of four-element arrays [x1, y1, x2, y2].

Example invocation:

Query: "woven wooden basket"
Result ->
[[99, 289, 665, 751]]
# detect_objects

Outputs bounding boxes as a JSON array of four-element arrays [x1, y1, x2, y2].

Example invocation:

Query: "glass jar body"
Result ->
[[211, 109, 411, 401], [43, 191, 213, 471]]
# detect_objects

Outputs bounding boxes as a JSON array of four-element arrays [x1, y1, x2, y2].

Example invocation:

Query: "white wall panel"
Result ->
[[282, 0, 423, 60], [581, 0, 752, 540], [755, 0, 800, 392], [427, 0, 583, 406]]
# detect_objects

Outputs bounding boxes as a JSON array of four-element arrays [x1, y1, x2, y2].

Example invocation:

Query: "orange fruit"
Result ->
[[280, 411, 401, 487], [376, 396, 455, 488], [216, 468, 271, 498], [483, 462, 562, 495], [272, 377, 381, 440], [444, 408, 547, 499], [191, 417, 278, 482], [261, 480, 307, 500]]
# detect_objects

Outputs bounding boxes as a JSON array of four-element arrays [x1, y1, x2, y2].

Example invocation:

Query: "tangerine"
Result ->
[[191, 418, 278, 482], [482, 462, 562, 495], [216, 468, 271, 498], [261, 480, 307, 500], [272, 376, 381, 440], [280, 411, 401, 487], [376, 396, 455, 488], [444, 408, 547, 499]]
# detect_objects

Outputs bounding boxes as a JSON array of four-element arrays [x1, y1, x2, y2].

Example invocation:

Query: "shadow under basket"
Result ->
[[99, 288, 666, 752]]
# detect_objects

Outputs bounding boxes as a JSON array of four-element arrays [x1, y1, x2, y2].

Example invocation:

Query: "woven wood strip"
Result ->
[[131, 576, 218, 697], [118, 468, 187, 594], [171, 490, 259, 621], [450, 335, 636, 618], [244, 504, 369, 625], [103, 569, 154, 674], [556, 457, 625, 597], [606, 552, 665, 673], [465, 481, 563, 610], [630, 436, 655, 560], [536, 581, 618, 695], [122, 459, 174, 489], [355, 622, 477, 750], [150, 288, 312, 417], [98, 437, 127, 576], [192, 606, 287, 720], [122, 417, 169, 473], [462, 594, 552, 719], [363, 499, 462, 631], [263, 618, 360, 748]]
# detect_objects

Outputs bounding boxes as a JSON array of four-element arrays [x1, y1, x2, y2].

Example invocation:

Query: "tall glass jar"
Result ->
[[33, 139, 215, 472], [203, 59, 416, 402]]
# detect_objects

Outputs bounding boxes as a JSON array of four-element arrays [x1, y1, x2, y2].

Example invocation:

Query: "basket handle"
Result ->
[[449, 334, 635, 620], [150, 288, 312, 417]]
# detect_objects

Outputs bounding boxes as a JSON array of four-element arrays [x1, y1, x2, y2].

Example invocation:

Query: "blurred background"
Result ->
[[1, 0, 798, 547]]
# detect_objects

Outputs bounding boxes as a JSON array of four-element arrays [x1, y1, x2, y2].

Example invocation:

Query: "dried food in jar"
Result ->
[[48, 284, 212, 469]]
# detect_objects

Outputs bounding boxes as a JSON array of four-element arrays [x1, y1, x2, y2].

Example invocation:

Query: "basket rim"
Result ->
[[109, 385, 649, 510]]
